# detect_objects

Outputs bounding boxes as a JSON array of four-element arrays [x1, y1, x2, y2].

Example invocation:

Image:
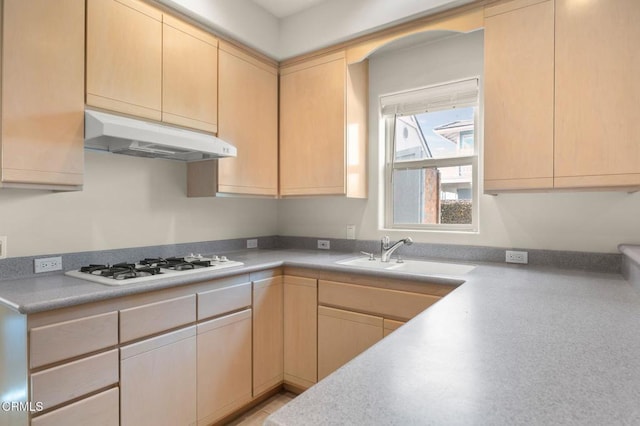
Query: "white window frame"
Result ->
[[382, 78, 480, 232]]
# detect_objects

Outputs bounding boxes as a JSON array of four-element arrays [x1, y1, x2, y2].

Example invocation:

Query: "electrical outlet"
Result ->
[[34, 256, 63, 273], [317, 240, 330, 250], [247, 239, 258, 249], [506, 250, 528, 264], [0, 236, 6, 259], [346, 225, 356, 240]]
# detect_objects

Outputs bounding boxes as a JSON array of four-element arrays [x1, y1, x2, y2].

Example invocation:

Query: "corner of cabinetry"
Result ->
[[186, 160, 218, 197], [346, 59, 368, 199]]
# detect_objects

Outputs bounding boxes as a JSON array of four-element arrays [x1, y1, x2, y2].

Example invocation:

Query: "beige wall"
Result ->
[[0, 151, 278, 257], [277, 31, 640, 253]]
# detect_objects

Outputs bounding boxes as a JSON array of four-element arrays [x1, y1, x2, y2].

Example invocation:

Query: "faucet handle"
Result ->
[[360, 251, 375, 260], [381, 236, 390, 248]]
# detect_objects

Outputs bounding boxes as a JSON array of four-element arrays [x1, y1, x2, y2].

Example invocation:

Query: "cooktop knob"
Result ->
[[211, 255, 220, 261], [220, 256, 228, 262]]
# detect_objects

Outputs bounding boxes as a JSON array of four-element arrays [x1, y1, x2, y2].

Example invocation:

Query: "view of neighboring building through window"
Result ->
[[383, 79, 478, 230]]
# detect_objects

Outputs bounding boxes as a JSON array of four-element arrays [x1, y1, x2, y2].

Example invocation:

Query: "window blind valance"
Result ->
[[380, 78, 478, 116]]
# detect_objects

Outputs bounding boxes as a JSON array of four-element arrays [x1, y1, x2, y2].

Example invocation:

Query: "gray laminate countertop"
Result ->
[[263, 252, 640, 426], [0, 249, 463, 314], [1, 248, 638, 424]]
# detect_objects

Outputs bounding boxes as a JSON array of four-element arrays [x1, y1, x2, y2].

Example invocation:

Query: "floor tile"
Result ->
[[225, 392, 296, 425]]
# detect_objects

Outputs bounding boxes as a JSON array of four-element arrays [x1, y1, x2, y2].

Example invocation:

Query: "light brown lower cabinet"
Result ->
[[120, 326, 197, 426], [197, 309, 252, 426], [383, 318, 406, 337], [13, 269, 454, 426], [31, 388, 119, 426], [31, 349, 119, 410], [318, 306, 383, 380], [283, 276, 317, 389], [318, 279, 441, 321], [253, 277, 284, 396]]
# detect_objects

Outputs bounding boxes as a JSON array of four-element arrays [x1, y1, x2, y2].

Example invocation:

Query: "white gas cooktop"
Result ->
[[65, 255, 244, 286]]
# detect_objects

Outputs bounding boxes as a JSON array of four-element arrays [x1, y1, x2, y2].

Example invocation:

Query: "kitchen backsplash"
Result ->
[[0, 235, 624, 281], [278, 236, 622, 274], [0, 236, 278, 282]]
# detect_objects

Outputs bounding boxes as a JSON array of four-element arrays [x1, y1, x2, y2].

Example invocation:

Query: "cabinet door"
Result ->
[[162, 15, 218, 133], [217, 42, 278, 196], [253, 277, 284, 396], [283, 276, 317, 389], [483, 0, 554, 192], [120, 327, 196, 426], [554, 0, 640, 188], [1, 0, 84, 188], [280, 53, 347, 196], [318, 306, 383, 380], [197, 309, 252, 426], [86, 0, 162, 120]]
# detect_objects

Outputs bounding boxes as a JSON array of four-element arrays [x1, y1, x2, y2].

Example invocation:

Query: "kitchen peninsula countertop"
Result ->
[[264, 252, 640, 426], [1, 249, 638, 424]]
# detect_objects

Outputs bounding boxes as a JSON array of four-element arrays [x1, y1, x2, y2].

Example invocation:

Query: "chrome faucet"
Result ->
[[380, 236, 413, 262]]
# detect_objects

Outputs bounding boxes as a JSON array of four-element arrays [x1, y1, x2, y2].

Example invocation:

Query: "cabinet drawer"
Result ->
[[383, 319, 406, 337], [120, 294, 196, 343], [198, 282, 251, 320], [319, 280, 440, 321], [30, 311, 118, 368], [31, 387, 119, 426], [31, 349, 119, 409]]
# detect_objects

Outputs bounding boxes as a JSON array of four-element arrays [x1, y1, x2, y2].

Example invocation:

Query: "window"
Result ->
[[382, 79, 479, 231]]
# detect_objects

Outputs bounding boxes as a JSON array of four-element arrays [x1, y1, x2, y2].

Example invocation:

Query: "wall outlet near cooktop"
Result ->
[[506, 250, 528, 264], [247, 239, 258, 249], [35, 256, 63, 273]]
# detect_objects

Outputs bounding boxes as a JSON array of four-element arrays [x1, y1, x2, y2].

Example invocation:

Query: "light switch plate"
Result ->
[[0, 236, 6, 259], [346, 225, 356, 240]]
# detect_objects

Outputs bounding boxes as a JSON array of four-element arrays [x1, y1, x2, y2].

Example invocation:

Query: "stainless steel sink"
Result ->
[[336, 257, 476, 276]]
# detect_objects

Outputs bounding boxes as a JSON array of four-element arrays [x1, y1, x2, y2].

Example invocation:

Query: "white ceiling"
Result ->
[[158, 0, 474, 60], [251, 0, 327, 18]]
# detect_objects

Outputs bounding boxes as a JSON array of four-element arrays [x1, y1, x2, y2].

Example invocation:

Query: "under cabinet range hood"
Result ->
[[84, 109, 237, 161]]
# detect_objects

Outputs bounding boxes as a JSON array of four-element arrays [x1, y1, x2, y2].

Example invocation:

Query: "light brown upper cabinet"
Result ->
[[218, 42, 278, 195], [484, 0, 640, 193], [188, 42, 278, 197], [162, 15, 218, 133], [554, 0, 640, 189], [483, 0, 554, 192], [1, 0, 84, 190], [86, 0, 162, 121], [280, 51, 368, 197], [87, 0, 219, 134]]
